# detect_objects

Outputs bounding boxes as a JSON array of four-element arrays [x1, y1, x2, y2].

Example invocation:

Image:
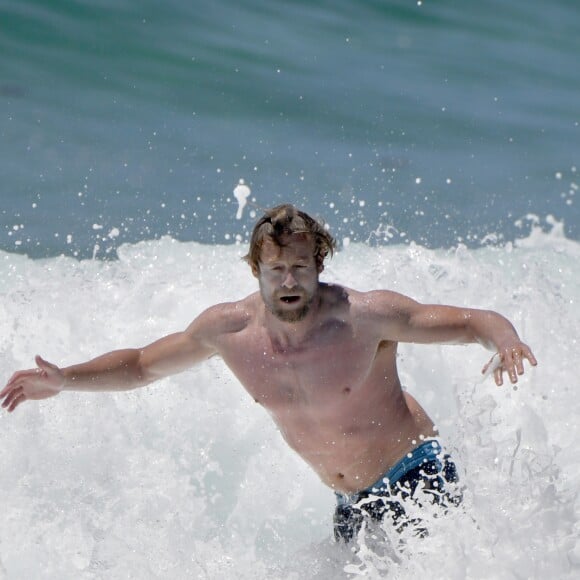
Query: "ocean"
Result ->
[[1, 0, 579, 578]]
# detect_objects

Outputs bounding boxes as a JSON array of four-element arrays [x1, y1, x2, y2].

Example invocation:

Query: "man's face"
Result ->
[[256, 234, 321, 323]]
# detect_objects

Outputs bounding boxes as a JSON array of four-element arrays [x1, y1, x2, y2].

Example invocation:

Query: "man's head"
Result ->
[[244, 205, 336, 322], [244, 204, 336, 275]]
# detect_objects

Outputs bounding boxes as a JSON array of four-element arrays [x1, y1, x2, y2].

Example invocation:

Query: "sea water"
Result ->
[[1, 0, 579, 258], [1, 0, 579, 576], [1, 220, 578, 579]]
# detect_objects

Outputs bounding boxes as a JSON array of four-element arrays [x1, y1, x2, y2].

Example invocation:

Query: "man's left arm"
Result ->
[[448, 307, 537, 386], [371, 291, 537, 386]]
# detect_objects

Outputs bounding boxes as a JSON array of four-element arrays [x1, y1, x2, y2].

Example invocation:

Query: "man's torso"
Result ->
[[210, 284, 435, 492]]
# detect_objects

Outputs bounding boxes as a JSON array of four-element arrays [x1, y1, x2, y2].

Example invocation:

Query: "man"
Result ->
[[1, 204, 537, 542]]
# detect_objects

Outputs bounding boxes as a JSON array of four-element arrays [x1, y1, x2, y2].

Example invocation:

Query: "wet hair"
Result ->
[[244, 204, 336, 271]]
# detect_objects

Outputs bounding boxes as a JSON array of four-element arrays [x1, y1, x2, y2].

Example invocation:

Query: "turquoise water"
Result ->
[[1, 0, 578, 258]]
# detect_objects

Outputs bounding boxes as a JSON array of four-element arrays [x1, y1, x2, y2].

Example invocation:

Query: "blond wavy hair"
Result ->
[[244, 204, 336, 271]]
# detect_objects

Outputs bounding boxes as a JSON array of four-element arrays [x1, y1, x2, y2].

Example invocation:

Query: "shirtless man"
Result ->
[[1, 204, 537, 541]]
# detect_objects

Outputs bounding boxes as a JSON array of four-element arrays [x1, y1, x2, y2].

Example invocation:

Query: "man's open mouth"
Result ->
[[280, 295, 301, 304]]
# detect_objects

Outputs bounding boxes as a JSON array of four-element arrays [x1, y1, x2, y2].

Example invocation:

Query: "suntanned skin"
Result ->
[[1, 235, 537, 494]]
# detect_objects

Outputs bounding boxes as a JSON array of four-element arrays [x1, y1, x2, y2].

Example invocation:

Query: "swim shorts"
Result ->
[[333, 439, 462, 542]]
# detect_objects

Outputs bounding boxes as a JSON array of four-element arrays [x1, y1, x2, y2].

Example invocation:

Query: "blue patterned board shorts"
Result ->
[[333, 440, 462, 542]]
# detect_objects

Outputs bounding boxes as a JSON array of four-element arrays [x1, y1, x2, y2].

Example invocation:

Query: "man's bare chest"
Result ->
[[218, 322, 381, 409]]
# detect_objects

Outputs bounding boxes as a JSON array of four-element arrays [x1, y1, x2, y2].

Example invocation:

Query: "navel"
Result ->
[[342, 387, 351, 395]]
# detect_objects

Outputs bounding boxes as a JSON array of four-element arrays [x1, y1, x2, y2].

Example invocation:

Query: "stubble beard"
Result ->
[[264, 288, 316, 323], [268, 297, 313, 323]]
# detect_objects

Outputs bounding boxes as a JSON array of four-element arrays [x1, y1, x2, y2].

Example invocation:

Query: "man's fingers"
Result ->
[[1, 387, 13, 407], [2, 376, 26, 399], [2, 386, 22, 409], [0, 376, 14, 396], [35, 355, 55, 376], [8, 393, 26, 413], [509, 349, 524, 376], [482, 353, 500, 376], [3, 369, 37, 395], [508, 365, 518, 383], [523, 347, 538, 367], [485, 344, 537, 387], [514, 352, 525, 376], [35, 355, 54, 372], [502, 350, 518, 384], [2, 372, 22, 395]]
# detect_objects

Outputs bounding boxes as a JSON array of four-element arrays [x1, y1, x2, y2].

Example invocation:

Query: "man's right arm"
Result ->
[[63, 327, 217, 391], [1, 307, 222, 413]]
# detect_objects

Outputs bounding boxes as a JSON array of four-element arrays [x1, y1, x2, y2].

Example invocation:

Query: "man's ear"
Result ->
[[316, 259, 324, 274]]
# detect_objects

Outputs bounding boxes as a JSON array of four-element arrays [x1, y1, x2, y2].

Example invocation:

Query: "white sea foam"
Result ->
[[1, 228, 579, 579]]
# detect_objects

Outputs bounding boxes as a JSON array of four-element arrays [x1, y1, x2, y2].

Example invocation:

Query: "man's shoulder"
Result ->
[[335, 286, 408, 305], [340, 287, 418, 318], [316, 285, 407, 324], [193, 293, 260, 335]]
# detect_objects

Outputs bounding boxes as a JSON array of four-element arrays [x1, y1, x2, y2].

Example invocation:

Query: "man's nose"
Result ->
[[281, 271, 298, 288]]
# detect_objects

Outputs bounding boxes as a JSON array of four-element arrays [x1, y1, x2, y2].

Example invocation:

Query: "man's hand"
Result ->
[[482, 342, 538, 386], [1, 356, 64, 413]]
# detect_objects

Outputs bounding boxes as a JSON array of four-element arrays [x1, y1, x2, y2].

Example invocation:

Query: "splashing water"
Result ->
[[233, 179, 252, 220], [0, 226, 579, 578]]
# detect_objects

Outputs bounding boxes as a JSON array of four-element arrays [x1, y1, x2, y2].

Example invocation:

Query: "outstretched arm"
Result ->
[[439, 306, 537, 385], [369, 290, 537, 386], [1, 309, 220, 413]]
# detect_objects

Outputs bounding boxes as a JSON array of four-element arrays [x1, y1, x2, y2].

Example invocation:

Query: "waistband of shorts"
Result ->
[[335, 438, 443, 505]]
